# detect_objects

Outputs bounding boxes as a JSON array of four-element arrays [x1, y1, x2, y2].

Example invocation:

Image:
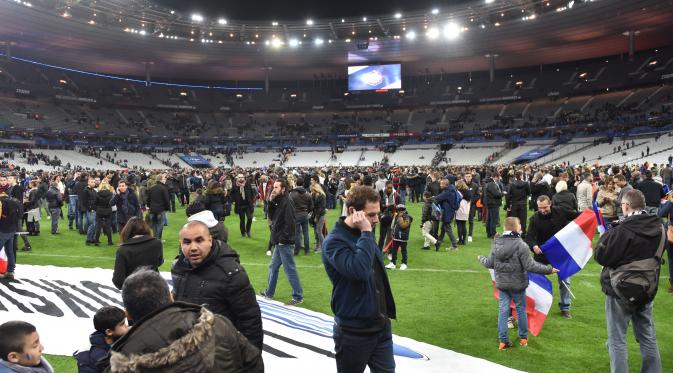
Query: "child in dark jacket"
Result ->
[[75, 306, 128, 373], [386, 204, 413, 270], [477, 217, 558, 350]]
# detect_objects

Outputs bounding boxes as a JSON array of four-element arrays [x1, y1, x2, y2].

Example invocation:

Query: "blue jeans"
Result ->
[[295, 214, 310, 254], [0, 232, 15, 273], [558, 277, 572, 312], [486, 207, 499, 238], [49, 208, 61, 234], [85, 211, 96, 242], [151, 212, 166, 240], [399, 189, 406, 204], [333, 322, 395, 373], [605, 295, 661, 373], [68, 195, 79, 229], [265, 243, 303, 301], [498, 289, 528, 342]]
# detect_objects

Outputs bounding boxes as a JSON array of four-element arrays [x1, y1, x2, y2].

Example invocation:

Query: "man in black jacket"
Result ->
[[290, 177, 314, 255], [231, 174, 256, 238], [526, 195, 579, 318], [636, 170, 665, 215], [73, 173, 88, 233], [44, 182, 63, 235], [594, 189, 663, 373], [483, 172, 503, 239], [178, 171, 191, 206], [0, 191, 23, 280], [464, 173, 480, 243], [260, 178, 304, 305], [172, 221, 263, 349], [147, 174, 170, 240], [505, 171, 531, 236], [165, 173, 180, 213], [81, 177, 98, 244], [109, 181, 140, 233]]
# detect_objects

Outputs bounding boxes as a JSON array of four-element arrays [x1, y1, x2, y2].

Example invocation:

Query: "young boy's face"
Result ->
[[11, 331, 43, 366], [107, 319, 129, 342]]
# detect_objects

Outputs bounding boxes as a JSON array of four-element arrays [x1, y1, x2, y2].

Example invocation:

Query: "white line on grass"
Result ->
[[25, 253, 665, 279]]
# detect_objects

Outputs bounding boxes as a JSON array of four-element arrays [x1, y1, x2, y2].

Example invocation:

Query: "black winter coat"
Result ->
[[44, 187, 63, 209], [525, 207, 579, 264], [110, 190, 141, 226], [483, 178, 503, 208], [312, 192, 326, 218], [595, 213, 665, 297], [231, 184, 255, 213], [290, 187, 314, 217], [636, 178, 665, 207], [80, 187, 97, 212], [552, 190, 578, 212], [147, 182, 170, 214], [269, 193, 296, 245], [172, 240, 263, 349], [95, 189, 113, 216], [506, 180, 530, 208], [112, 235, 164, 289]]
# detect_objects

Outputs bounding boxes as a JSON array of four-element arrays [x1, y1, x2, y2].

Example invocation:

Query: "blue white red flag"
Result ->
[[592, 200, 608, 236], [0, 245, 7, 274], [540, 210, 597, 280]]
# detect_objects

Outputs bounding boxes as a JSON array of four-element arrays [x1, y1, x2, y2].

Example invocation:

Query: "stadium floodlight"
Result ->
[[426, 27, 440, 40], [191, 14, 204, 22], [485, 0, 495, 3], [314, 38, 324, 45], [431, 8, 439, 15], [363, 17, 367, 21], [139, 30, 146, 35], [289, 38, 299, 47], [306, 19, 314, 25], [394, 13, 402, 19], [272, 21, 278, 26], [406, 30, 416, 40], [218, 18, 227, 25], [443, 22, 460, 40], [341, 19, 345, 23], [271, 38, 283, 48], [568, 1, 574, 8]]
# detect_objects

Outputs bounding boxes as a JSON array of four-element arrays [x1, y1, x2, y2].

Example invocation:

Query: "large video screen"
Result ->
[[348, 64, 401, 91]]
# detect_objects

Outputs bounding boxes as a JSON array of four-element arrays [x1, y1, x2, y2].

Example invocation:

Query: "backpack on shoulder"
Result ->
[[430, 202, 443, 221], [608, 224, 667, 311]]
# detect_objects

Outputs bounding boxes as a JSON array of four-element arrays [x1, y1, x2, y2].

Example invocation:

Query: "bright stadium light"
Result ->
[[306, 19, 314, 25], [406, 30, 416, 40], [426, 27, 440, 40], [431, 8, 439, 15], [191, 14, 204, 22], [363, 17, 367, 21], [218, 18, 227, 25], [394, 13, 402, 19], [443, 22, 460, 40], [271, 38, 283, 48], [314, 38, 324, 45], [289, 38, 299, 47], [485, 0, 495, 3], [568, 1, 575, 8], [272, 21, 278, 26]]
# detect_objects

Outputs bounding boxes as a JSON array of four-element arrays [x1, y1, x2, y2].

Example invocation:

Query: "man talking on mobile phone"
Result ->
[[322, 185, 396, 373]]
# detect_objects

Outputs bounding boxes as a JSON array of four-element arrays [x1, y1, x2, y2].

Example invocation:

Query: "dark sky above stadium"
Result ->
[[155, 0, 465, 21]]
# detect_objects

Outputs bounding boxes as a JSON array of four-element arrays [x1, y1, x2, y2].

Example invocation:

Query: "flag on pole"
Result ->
[[488, 270, 553, 336], [540, 210, 597, 280], [0, 246, 8, 274], [592, 200, 608, 236]]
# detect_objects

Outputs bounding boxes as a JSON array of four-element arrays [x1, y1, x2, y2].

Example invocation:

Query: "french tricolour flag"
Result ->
[[489, 270, 553, 336], [592, 201, 608, 236], [540, 210, 597, 280], [0, 246, 7, 274]]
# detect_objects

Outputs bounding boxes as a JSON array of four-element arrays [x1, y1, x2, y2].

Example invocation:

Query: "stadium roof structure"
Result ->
[[0, 0, 672, 81]]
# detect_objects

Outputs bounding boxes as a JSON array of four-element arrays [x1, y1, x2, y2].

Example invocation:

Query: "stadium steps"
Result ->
[[486, 147, 512, 165], [617, 144, 673, 165], [541, 142, 595, 165]]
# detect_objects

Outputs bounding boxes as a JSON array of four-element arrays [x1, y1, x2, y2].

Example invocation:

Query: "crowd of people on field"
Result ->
[[0, 158, 672, 372]]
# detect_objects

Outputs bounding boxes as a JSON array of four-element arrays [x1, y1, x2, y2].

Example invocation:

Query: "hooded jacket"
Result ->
[[595, 213, 665, 297], [112, 235, 164, 290], [188, 210, 228, 242], [505, 180, 530, 208], [552, 190, 578, 213], [171, 240, 263, 349], [100, 302, 263, 373], [0, 357, 54, 373], [110, 189, 140, 226], [435, 185, 461, 222], [74, 331, 110, 373], [483, 177, 503, 209], [479, 233, 554, 291], [204, 188, 226, 214]]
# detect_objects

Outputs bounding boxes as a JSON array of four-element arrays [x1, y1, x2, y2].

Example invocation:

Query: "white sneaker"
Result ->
[[252, 217, 257, 222], [266, 250, 272, 256], [387, 253, 392, 261], [400, 264, 407, 271], [468, 236, 473, 243], [385, 263, 396, 270]]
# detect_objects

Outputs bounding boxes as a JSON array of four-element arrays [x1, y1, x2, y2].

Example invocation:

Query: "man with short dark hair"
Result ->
[[290, 176, 314, 256], [483, 172, 503, 239], [109, 180, 140, 233], [322, 185, 396, 373], [526, 195, 579, 318], [636, 170, 665, 215], [260, 179, 304, 305], [594, 189, 664, 373], [146, 174, 170, 240], [99, 268, 263, 373], [172, 221, 262, 348], [505, 171, 531, 236], [435, 178, 460, 250]]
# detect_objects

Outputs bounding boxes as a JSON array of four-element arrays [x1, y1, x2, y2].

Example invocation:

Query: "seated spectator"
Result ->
[[99, 268, 263, 372], [0, 321, 54, 373], [74, 306, 127, 373], [111, 217, 163, 290]]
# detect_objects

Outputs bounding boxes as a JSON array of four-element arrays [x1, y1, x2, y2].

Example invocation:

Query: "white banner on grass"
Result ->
[[0, 265, 522, 373]]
